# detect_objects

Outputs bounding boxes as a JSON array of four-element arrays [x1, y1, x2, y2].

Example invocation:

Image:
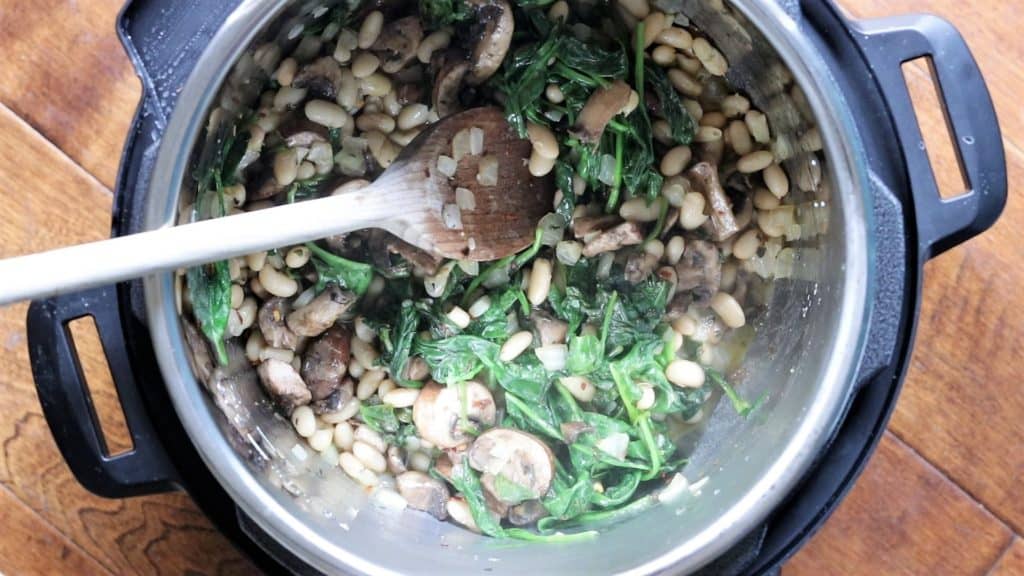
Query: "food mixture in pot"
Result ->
[[180, 0, 822, 540]]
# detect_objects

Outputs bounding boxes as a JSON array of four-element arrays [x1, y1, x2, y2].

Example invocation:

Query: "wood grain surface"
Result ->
[[0, 0, 1019, 575]]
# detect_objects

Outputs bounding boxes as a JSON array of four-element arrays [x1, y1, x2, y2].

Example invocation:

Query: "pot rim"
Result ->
[[143, 0, 873, 573]]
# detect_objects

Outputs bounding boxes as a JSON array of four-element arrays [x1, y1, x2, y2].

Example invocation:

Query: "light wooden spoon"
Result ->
[[0, 107, 554, 306]]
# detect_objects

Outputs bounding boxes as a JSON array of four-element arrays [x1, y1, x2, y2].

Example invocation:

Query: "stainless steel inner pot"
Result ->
[[143, 0, 871, 573]]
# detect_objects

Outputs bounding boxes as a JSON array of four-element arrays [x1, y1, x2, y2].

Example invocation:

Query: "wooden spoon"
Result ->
[[0, 107, 554, 306]]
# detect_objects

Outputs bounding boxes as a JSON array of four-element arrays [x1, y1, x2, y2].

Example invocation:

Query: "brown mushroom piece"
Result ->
[[257, 359, 312, 411], [674, 239, 721, 308], [300, 325, 351, 401], [413, 381, 497, 449], [258, 297, 303, 350], [531, 310, 568, 346], [279, 117, 330, 148], [468, 428, 555, 506], [311, 378, 354, 415], [582, 221, 645, 257], [431, 58, 471, 118], [686, 162, 739, 241], [572, 214, 622, 239], [286, 284, 356, 338], [625, 251, 660, 284], [372, 16, 423, 74], [559, 421, 593, 444], [396, 471, 450, 520], [182, 319, 215, 385], [508, 499, 549, 526], [573, 80, 633, 144], [292, 56, 344, 100], [387, 235, 443, 276], [465, 0, 514, 85]]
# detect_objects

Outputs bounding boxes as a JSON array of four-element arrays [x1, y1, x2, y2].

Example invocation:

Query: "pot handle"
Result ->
[[27, 286, 181, 497], [851, 14, 1007, 259]]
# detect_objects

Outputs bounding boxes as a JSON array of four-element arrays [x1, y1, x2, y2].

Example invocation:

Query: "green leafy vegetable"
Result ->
[[419, 0, 472, 29], [306, 242, 374, 295], [187, 262, 232, 365]]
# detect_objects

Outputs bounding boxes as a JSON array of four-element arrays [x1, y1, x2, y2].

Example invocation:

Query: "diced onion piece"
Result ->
[[657, 473, 690, 503], [437, 155, 457, 177], [556, 240, 582, 265], [455, 187, 476, 211], [534, 344, 568, 371], [457, 259, 479, 276], [598, 154, 617, 186], [442, 203, 463, 230], [538, 212, 566, 246], [424, 261, 455, 297], [596, 432, 629, 461], [469, 126, 485, 156], [476, 155, 499, 186]]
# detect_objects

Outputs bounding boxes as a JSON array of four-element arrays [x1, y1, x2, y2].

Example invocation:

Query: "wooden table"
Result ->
[[0, 0, 1019, 574]]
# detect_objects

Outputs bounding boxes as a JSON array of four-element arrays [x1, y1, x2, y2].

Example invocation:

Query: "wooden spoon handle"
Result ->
[[0, 186, 393, 306]]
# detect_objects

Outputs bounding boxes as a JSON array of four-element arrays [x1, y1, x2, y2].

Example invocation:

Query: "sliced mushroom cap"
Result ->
[[581, 221, 645, 257], [674, 239, 721, 308], [387, 235, 443, 276], [559, 421, 593, 444], [257, 358, 312, 411], [531, 310, 568, 346], [258, 298, 302, 350], [468, 428, 555, 506], [573, 80, 633, 144], [431, 57, 471, 118], [396, 471, 450, 520], [686, 162, 738, 241], [465, 0, 514, 85], [292, 56, 344, 100], [286, 284, 357, 337], [413, 381, 497, 448], [372, 16, 423, 74], [508, 499, 549, 526], [300, 325, 351, 401]]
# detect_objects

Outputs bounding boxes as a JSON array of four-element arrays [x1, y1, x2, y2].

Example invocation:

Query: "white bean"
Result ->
[[617, 0, 650, 20], [334, 422, 355, 450], [679, 192, 708, 230], [721, 94, 750, 118], [230, 284, 245, 309], [273, 86, 307, 110], [619, 196, 664, 222], [383, 387, 420, 408], [665, 359, 705, 388], [377, 379, 396, 397], [727, 120, 754, 156], [672, 315, 697, 337], [641, 12, 668, 48], [305, 99, 350, 128], [527, 258, 553, 305], [258, 266, 298, 297], [357, 369, 386, 400], [339, 451, 367, 479], [745, 110, 770, 143], [408, 451, 431, 472], [732, 229, 760, 260], [763, 163, 789, 198], [500, 331, 534, 362], [468, 295, 492, 318], [656, 27, 693, 50], [710, 292, 746, 328], [397, 103, 430, 130], [351, 336, 379, 371], [659, 145, 692, 177], [355, 425, 388, 453], [665, 236, 685, 265], [358, 11, 383, 49], [559, 376, 596, 403], [360, 72, 392, 97], [528, 150, 556, 176], [417, 29, 452, 64], [273, 148, 299, 186], [309, 428, 334, 452], [356, 112, 395, 133], [351, 51, 380, 78], [668, 68, 702, 98], [245, 330, 266, 364], [285, 246, 311, 268], [548, 0, 569, 21], [275, 57, 298, 87], [260, 347, 294, 364], [737, 150, 774, 173], [701, 111, 726, 129], [291, 405, 316, 437], [246, 251, 267, 272], [692, 37, 728, 76], [353, 440, 388, 473], [694, 126, 723, 142], [526, 122, 559, 160], [556, 240, 583, 265], [636, 384, 656, 410], [753, 187, 780, 210], [652, 45, 676, 66], [545, 84, 565, 104]]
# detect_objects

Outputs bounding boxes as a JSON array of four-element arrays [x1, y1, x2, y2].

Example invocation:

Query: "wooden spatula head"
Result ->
[[376, 107, 555, 261]]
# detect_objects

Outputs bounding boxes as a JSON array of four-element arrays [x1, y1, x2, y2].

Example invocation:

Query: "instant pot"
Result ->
[[27, 0, 1006, 573]]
